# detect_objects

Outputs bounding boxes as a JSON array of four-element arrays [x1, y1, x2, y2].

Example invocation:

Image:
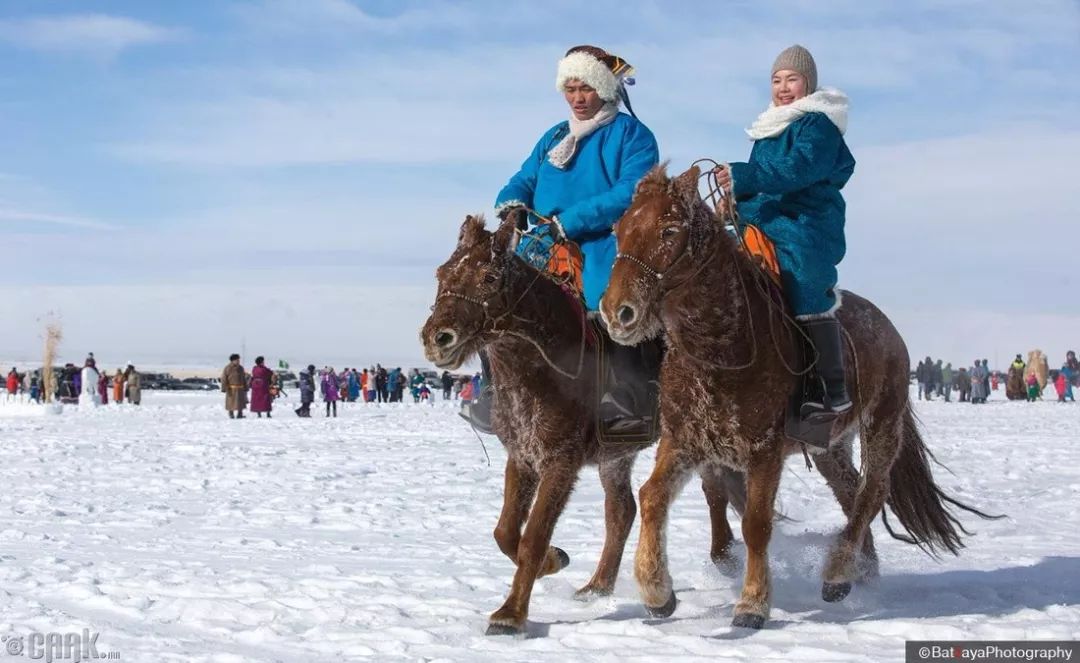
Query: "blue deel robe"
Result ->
[[729, 112, 855, 317], [495, 112, 659, 310]]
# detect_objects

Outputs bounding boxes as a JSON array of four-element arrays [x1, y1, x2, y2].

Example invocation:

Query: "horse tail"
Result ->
[[882, 404, 1005, 556]]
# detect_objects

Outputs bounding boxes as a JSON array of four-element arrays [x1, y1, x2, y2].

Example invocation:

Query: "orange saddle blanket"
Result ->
[[741, 224, 782, 286]]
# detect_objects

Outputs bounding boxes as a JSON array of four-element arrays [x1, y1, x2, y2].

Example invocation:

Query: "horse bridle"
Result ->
[[614, 213, 719, 293]]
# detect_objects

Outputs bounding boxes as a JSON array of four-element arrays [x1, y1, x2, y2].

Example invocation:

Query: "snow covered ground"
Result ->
[[0, 389, 1077, 662]]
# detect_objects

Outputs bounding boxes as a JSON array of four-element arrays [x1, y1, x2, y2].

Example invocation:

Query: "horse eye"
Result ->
[[661, 226, 679, 239], [483, 272, 498, 284]]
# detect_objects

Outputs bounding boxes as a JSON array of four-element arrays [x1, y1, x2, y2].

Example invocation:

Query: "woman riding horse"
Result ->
[[461, 44, 660, 433], [713, 45, 855, 422]]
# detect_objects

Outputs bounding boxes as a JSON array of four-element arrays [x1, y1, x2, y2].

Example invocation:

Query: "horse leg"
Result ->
[[821, 419, 896, 602], [487, 460, 579, 636], [701, 463, 741, 577], [732, 444, 784, 629], [575, 454, 636, 599], [493, 457, 539, 565], [810, 432, 879, 583], [634, 436, 694, 618]]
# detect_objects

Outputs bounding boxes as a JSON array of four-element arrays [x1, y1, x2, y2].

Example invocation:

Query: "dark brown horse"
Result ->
[[420, 212, 747, 635], [601, 164, 1001, 629]]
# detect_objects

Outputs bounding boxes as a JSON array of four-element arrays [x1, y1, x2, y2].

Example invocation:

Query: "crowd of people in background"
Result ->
[[215, 355, 482, 420], [914, 349, 1078, 404], [5, 353, 142, 406], [15, 347, 1074, 415], [4, 354, 485, 417]]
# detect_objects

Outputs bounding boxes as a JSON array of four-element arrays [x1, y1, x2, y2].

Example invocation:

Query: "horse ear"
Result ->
[[457, 214, 486, 247], [671, 165, 701, 209], [491, 214, 520, 257]]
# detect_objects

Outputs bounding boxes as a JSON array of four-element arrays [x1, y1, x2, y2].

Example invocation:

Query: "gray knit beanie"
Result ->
[[772, 44, 817, 94]]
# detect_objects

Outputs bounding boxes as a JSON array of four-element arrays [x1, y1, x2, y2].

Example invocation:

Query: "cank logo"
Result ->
[[1, 630, 120, 662]]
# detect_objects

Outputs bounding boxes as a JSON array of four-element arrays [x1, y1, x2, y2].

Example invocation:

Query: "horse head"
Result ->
[[421, 212, 523, 370], [601, 164, 721, 346]]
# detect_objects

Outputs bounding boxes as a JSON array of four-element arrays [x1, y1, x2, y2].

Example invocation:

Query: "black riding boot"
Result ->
[[800, 317, 852, 422], [459, 350, 495, 434], [599, 336, 662, 435]]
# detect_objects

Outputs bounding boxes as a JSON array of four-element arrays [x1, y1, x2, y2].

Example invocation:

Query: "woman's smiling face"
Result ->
[[771, 69, 808, 106]]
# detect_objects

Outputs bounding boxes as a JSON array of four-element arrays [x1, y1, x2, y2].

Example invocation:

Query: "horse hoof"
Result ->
[[574, 585, 613, 601], [645, 591, 677, 618], [713, 554, 742, 578], [485, 622, 523, 637], [822, 581, 852, 603], [555, 547, 570, 570], [731, 612, 766, 629]]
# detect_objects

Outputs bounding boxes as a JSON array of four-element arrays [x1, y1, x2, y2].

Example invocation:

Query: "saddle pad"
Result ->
[[741, 224, 782, 286]]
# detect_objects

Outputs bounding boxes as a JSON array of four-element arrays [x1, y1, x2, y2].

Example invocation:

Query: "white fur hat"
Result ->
[[555, 46, 634, 102]]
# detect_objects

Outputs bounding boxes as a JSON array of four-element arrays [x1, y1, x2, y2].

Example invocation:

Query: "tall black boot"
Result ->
[[459, 350, 494, 434], [599, 336, 662, 435], [800, 317, 852, 423]]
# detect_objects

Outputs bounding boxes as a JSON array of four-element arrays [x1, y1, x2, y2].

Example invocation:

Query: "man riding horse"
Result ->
[[461, 44, 661, 433]]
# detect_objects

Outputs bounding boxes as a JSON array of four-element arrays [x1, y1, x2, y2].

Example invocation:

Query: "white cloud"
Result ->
[[0, 208, 118, 230], [0, 14, 179, 58]]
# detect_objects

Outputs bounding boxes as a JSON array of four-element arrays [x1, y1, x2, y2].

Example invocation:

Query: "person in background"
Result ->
[[410, 369, 425, 403], [941, 362, 953, 402], [113, 368, 125, 403], [386, 367, 401, 403], [394, 368, 407, 403], [250, 356, 274, 418], [125, 364, 142, 405], [1025, 371, 1041, 402], [296, 364, 316, 417], [6, 367, 18, 401], [321, 367, 339, 417], [970, 359, 988, 404], [441, 370, 453, 401], [368, 366, 379, 403], [28, 371, 41, 404], [955, 366, 971, 402], [360, 368, 370, 403], [1066, 350, 1079, 388], [348, 369, 360, 403], [459, 376, 475, 405], [981, 359, 991, 398], [98, 370, 109, 405], [1007, 354, 1026, 400], [1054, 369, 1069, 402], [221, 353, 248, 419], [1061, 364, 1075, 402]]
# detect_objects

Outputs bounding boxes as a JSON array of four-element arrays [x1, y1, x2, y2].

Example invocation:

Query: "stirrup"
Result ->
[[800, 395, 852, 424]]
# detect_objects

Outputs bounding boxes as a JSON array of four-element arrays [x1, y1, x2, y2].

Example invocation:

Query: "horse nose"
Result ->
[[434, 329, 458, 349], [617, 305, 637, 326]]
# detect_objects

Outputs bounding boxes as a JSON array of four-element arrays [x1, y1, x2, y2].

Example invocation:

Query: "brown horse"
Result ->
[[420, 212, 748, 636], [601, 164, 1001, 629]]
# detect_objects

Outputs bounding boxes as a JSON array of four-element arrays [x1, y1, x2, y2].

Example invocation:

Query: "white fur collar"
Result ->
[[745, 87, 848, 140]]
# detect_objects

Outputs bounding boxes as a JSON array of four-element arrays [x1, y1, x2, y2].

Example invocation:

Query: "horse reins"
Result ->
[[436, 226, 589, 380]]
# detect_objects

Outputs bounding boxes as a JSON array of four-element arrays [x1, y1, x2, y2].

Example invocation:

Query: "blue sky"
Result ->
[[1, 0, 1078, 369]]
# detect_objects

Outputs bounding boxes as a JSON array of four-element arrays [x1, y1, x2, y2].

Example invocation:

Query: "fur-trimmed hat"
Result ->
[[555, 45, 635, 102], [772, 44, 817, 94]]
